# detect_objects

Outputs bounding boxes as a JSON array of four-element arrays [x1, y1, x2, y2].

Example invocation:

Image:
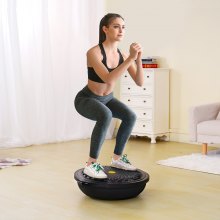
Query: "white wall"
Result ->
[[105, 0, 220, 142]]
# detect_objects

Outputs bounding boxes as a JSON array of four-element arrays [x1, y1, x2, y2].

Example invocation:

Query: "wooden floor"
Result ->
[[0, 138, 219, 220]]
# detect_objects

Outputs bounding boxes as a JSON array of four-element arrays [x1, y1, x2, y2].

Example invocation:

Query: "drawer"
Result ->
[[133, 108, 152, 120], [121, 96, 153, 107], [121, 72, 154, 85], [121, 73, 134, 84], [133, 120, 153, 133], [121, 84, 153, 95], [144, 71, 154, 84]]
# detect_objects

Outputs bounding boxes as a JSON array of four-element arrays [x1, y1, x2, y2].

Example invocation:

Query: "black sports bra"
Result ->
[[88, 43, 124, 83]]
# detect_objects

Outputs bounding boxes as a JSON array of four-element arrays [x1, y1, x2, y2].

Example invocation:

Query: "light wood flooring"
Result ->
[[0, 138, 219, 220]]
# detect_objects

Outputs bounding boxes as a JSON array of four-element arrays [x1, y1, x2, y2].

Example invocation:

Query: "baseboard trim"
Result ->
[[114, 127, 191, 143], [114, 127, 220, 147], [169, 132, 191, 143], [169, 131, 220, 147]]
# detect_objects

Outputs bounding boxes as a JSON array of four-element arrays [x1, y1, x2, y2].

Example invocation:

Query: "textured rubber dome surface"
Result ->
[[74, 166, 150, 200]]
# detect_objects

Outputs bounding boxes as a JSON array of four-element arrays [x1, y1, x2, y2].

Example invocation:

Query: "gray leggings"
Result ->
[[74, 86, 137, 159]]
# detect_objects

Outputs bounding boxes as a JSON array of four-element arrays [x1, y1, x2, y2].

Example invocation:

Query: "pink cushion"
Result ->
[[216, 111, 220, 120], [197, 120, 220, 136]]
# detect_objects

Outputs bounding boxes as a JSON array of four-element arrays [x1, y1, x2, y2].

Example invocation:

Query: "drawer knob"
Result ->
[[143, 113, 146, 115], [147, 76, 149, 78], [143, 88, 146, 90], [125, 75, 128, 78], [143, 125, 146, 127], [128, 99, 130, 102], [143, 100, 146, 103], [128, 88, 131, 90]]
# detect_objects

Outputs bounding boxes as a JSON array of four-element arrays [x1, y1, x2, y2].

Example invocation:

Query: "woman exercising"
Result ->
[[74, 13, 144, 179]]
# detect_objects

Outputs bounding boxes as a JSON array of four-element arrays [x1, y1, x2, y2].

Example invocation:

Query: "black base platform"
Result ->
[[74, 166, 150, 200]]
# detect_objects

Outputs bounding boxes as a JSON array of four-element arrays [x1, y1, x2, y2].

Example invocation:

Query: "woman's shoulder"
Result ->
[[87, 44, 100, 55], [87, 44, 102, 62]]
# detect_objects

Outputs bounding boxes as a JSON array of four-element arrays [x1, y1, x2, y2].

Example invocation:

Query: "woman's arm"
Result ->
[[87, 43, 140, 85], [123, 48, 144, 87]]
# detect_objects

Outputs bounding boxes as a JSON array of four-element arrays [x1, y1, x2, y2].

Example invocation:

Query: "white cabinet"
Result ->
[[120, 68, 169, 143]]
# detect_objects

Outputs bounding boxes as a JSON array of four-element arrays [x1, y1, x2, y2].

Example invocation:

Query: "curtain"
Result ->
[[0, 0, 115, 148]]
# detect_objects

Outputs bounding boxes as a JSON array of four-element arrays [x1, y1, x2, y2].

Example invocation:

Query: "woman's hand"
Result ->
[[137, 48, 143, 61], [129, 43, 142, 61]]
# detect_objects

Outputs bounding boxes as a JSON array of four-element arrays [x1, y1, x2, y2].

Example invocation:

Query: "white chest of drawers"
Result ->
[[120, 68, 169, 143]]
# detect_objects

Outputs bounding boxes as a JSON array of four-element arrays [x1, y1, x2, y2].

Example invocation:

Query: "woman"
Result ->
[[74, 13, 144, 179]]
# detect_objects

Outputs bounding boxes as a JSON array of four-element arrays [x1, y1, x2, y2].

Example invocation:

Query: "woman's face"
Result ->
[[103, 17, 125, 42]]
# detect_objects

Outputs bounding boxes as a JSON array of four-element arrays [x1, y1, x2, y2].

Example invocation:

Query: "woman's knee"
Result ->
[[99, 109, 112, 124], [125, 110, 137, 124], [130, 110, 137, 122]]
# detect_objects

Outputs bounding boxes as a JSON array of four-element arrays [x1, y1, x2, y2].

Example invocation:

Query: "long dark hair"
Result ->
[[99, 13, 124, 44]]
